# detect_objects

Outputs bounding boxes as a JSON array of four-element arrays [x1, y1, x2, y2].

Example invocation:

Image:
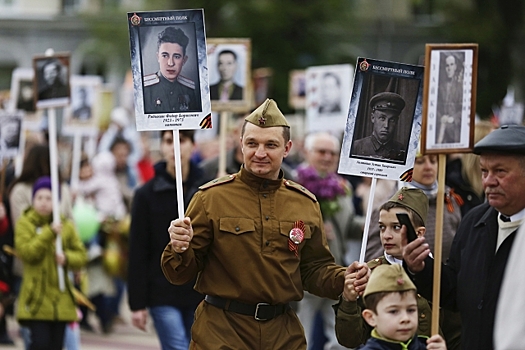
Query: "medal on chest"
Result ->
[[288, 220, 305, 257]]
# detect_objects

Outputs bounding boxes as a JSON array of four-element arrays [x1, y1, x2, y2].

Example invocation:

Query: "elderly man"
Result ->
[[161, 99, 368, 349], [296, 131, 362, 350], [352, 92, 406, 161], [403, 125, 525, 350]]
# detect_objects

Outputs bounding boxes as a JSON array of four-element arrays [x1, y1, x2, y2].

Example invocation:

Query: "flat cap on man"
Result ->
[[245, 98, 290, 128], [369, 92, 406, 115], [473, 125, 525, 155]]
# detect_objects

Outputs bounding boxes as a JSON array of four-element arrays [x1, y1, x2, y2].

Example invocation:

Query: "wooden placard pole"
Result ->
[[48, 107, 66, 292], [431, 153, 446, 334], [218, 111, 229, 178], [359, 177, 377, 263]]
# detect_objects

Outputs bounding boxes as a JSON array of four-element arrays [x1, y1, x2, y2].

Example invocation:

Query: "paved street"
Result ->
[[3, 292, 162, 350]]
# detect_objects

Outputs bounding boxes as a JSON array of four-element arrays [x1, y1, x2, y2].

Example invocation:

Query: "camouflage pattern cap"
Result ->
[[387, 187, 428, 226], [245, 98, 290, 127], [364, 264, 416, 297]]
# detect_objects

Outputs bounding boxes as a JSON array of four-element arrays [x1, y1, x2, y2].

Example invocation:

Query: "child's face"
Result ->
[[33, 188, 53, 216], [79, 163, 93, 180], [379, 208, 410, 259], [366, 291, 418, 343]]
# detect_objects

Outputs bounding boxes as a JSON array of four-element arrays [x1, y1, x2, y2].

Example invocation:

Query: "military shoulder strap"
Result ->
[[177, 75, 196, 90], [367, 257, 386, 270], [284, 179, 317, 202], [144, 73, 160, 87], [199, 174, 236, 190]]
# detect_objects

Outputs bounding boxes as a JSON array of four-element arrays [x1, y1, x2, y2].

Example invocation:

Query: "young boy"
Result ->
[[357, 264, 446, 349], [335, 187, 437, 347]]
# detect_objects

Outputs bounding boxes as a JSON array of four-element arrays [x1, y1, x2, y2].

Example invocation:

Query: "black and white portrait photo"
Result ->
[[64, 75, 103, 133], [422, 44, 478, 154], [207, 38, 251, 112], [306, 64, 353, 134], [34, 54, 70, 109], [0, 111, 23, 157], [338, 57, 424, 181]]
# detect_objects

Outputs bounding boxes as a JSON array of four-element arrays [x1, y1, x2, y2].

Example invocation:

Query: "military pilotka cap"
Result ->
[[473, 125, 525, 155], [364, 264, 416, 298], [387, 187, 428, 226], [369, 92, 406, 115], [245, 98, 290, 127]]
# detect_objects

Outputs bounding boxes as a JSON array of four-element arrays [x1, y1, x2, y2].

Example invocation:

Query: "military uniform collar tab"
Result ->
[[239, 167, 282, 190]]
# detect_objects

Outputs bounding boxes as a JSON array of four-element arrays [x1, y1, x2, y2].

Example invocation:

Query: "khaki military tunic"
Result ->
[[161, 167, 346, 349], [143, 72, 199, 113], [352, 135, 405, 161]]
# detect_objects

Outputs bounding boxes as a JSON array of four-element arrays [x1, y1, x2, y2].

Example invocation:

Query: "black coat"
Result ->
[[127, 161, 207, 310], [356, 335, 429, 350], [408, 202, 517, 350]]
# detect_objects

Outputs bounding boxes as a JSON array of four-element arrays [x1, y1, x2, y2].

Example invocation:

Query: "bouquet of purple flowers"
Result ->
[[296, 165, 349, 218]]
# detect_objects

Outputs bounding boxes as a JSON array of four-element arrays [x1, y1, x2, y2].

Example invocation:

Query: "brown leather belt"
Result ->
[[204, 295, 290, 321]]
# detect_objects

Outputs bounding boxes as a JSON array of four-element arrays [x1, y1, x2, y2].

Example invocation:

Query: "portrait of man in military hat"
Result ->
[[351, 91, 407, 162]]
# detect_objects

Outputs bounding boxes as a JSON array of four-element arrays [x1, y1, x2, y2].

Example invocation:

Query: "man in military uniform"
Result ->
[[352, 92, 406, 162], [161, 99, 369, 349], [72, 87, 92, 120], [210, 49, 243, 101], [143, 26, 199, 114]]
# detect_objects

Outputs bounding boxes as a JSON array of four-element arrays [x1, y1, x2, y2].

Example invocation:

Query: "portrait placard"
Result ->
[[306, 64, 353, 134], [10, 68, 36, 114], [33, 53, 71, 109], [9, 68, 44, 129], [63, 75, 103, 134], [421, 43, 478, 154], [338, 57, 424, 181], [288, 69, 306, 110], [207, 38, 252, 113], [252, 67, 273, 107], [127, 9, 211, 131], [0, 110, 24, 158]]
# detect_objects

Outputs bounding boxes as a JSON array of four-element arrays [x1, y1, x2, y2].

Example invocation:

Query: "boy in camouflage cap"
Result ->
[[357, 264, 446, 349]]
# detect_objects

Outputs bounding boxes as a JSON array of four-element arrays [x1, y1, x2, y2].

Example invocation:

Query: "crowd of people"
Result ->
[[0, 91, 522, 350]]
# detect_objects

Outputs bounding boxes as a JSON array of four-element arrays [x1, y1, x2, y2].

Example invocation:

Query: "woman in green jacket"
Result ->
[[15, 176, 87, 350]]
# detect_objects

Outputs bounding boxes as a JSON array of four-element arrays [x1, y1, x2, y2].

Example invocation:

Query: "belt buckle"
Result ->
[[254, 302, 270, 321]]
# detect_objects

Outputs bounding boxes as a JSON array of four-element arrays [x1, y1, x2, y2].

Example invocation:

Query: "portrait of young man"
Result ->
[[142, 26, 201, 114], [435, 52, 465, 144], [72, 86, 92, 121], [318, 72, 342, 115], [209, 49, 243, 101], [16, 80, 36, 113], [351, 91, 407, 162]]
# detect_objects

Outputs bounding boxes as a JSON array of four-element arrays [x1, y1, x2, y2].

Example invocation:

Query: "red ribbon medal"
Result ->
[[288, 220, 305, 257]]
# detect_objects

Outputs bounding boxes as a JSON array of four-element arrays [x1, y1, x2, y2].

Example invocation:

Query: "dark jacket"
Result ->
[[210, 82, 243, 101], [127, 161, 206, 310], [408, 202, 516, 350], [356, 331, 429, 350]]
